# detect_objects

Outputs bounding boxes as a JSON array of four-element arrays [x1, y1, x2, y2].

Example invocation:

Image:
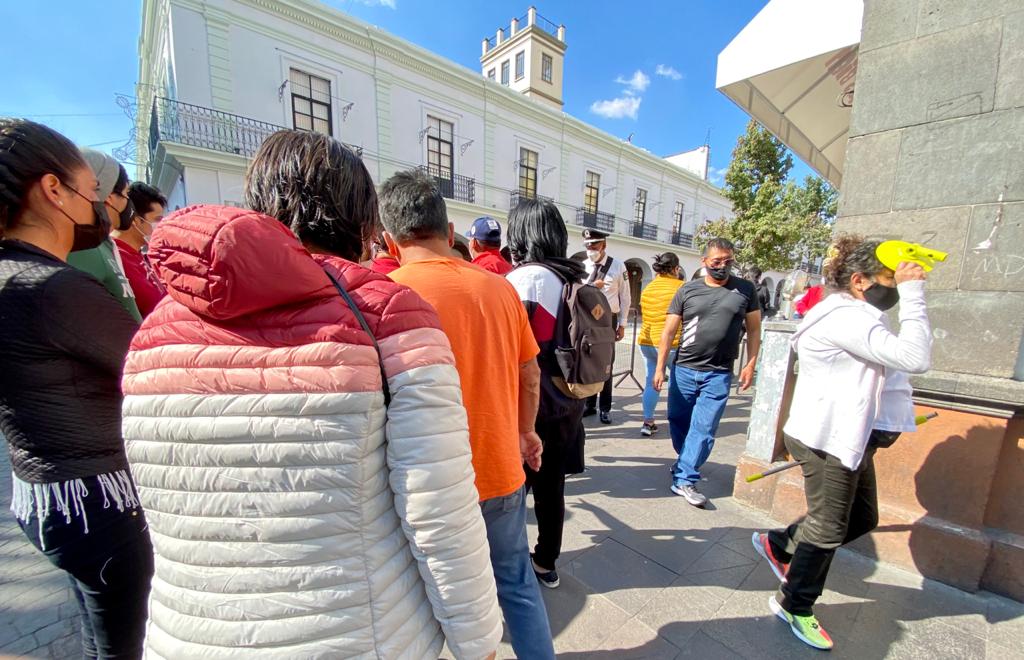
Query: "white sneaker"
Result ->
[[670, 483, 707, 507]]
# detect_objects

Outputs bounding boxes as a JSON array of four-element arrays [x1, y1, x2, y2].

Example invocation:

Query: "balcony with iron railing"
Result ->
[[630, 222, 658, 241], [670, 231, 695, 249], [509, 189, 554, 210], [575, 208, 616, 232], [149, 96, 363, 161], [418, 166, 476, 204]]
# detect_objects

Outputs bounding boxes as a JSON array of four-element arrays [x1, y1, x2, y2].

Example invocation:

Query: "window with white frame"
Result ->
[[501, 60, 510, 86], [515, 51, 525, 80], [487, 68, 495, 81], [634, 188, 648, 225], [672, 201, 684, 235], [426, 116, 454, 180], [519, 148, 538, 198], [584, 171, 600, 214], [290, 68, 332, 135], [541, 53, 553, 83]]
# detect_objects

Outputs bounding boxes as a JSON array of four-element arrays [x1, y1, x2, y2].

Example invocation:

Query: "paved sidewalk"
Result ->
[[2, 349, 1023, 658]]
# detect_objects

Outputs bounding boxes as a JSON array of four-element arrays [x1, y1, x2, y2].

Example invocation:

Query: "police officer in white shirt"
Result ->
[[581, 228, 631, 423]]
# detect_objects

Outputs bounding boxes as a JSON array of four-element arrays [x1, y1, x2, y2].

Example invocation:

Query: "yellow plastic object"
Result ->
[[876, 241, 948, 272]]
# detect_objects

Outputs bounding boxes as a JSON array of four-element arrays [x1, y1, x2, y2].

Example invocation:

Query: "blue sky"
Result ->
[[0, 0, 811, 185]]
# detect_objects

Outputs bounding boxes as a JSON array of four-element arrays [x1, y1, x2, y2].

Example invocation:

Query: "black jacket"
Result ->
[[0, 240, 138, 482]]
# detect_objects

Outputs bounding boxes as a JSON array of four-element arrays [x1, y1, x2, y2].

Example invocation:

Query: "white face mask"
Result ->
[[586, 249, 602, 263]]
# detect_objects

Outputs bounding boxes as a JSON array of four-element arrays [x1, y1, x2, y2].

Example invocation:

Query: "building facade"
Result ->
[[136, 0, 774, 304]]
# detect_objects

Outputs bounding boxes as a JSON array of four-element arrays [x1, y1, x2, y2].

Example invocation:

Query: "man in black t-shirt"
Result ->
[[653, 238, 762, 507]]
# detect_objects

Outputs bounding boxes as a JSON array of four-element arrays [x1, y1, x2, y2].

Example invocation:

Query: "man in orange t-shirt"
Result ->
[[382, 170, 555, 660]]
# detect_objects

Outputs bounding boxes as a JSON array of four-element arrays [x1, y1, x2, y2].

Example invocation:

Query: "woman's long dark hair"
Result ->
[[0, 118, 85, 233], [506, 198, 568, 264], [244, 130, 379, 262]]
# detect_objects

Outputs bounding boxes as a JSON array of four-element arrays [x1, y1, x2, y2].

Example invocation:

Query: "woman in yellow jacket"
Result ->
[[638, 252, 684, 436]]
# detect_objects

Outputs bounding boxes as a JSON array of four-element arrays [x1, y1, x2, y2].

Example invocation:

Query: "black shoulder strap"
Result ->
[[324, 270, 391, 406]]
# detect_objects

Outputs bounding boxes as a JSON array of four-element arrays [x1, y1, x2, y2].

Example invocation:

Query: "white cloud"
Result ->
[[708, 166, 728, 186], [614, 70, 650, 93], [590, 95, 642, 120], [655, 64, 683, 80]]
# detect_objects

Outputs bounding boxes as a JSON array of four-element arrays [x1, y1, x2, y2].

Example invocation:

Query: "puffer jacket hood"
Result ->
[[147, 204, 334, 320]]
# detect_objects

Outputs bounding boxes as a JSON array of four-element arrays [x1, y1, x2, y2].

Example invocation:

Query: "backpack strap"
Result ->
[[324, 269, 392, 406]]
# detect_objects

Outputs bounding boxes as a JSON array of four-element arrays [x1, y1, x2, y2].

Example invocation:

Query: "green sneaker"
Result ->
[[769, 596, 834, 650]]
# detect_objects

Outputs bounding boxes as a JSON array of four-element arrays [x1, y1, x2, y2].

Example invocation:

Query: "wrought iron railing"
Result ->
[[419, 166, 476, 204], [670, 231, 694, 249], [631, 222, 658, 241], [575, 208, 616, 232], [509, 190, 553, 210], [149, 97, 285, 158]]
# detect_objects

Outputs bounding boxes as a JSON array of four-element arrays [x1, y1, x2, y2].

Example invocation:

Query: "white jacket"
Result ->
[[122, 207, 501, 659], [783, 281, 931, 470]]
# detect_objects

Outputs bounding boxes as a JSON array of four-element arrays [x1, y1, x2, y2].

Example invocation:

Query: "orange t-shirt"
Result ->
[[391, 257, 540, 501]]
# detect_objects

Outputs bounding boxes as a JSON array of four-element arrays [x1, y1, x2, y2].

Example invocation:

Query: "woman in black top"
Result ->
[[0, 119, 152, 659]]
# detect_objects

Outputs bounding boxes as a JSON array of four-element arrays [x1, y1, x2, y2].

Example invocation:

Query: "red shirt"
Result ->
[[370, 256, 401, 275], [796, 285, 824, 316], [114, 238, 165, 317], [472, 249, 513, 276]]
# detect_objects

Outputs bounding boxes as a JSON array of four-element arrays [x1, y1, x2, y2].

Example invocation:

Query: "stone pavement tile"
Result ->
[[634, 573, 730, 650], [682, 543, 756, 577], [539, 573, 632, 655], [863, 570, 995, 640], [673, 630, 746, 660], [578, 617, 681, 659], [568, 537, 678, 617], [606, 523, 718, 576], [699, 587, 829, 660], [1, 633, 40, 657], [842, 597, 987, 660], [985, 593, 1024, 652]]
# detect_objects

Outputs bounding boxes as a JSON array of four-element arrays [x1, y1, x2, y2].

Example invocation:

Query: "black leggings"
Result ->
[[19, 483, 154, 659], [526, 409, 585, 570]]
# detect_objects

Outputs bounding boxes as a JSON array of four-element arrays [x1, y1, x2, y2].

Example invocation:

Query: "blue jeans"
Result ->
[[668, 365, 732, 486], [640, 344, 677, 421], [480, 486, 555, 660]]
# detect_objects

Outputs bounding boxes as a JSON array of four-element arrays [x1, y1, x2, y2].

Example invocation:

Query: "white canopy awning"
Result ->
[[716, 0, 863, 188]]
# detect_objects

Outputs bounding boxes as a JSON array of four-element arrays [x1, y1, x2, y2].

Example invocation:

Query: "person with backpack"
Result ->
[[506, 199, 613, 591], [581, 228, 631, 424], [381, 169, 555, 660]]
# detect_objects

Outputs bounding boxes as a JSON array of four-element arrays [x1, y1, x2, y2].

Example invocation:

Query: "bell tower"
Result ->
[[481, 7, 567, 110]]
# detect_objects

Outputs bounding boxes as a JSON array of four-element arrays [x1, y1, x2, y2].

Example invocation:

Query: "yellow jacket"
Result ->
[[639, 274, 685, 346]]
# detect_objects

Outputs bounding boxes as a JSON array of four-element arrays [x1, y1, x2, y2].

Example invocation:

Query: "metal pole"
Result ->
[[613, 308, 643, 390]]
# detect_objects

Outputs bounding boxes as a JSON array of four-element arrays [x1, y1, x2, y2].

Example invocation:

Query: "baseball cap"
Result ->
[[466, 216, 502, 243]]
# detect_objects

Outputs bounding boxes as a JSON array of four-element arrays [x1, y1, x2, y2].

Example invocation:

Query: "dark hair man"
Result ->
[[380, 169, 555, 660], [653, 237, 762, 507], [111, 181, 167, 316]]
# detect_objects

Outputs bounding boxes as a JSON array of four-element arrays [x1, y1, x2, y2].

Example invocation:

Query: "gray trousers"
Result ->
[[768, 435, 879, 615]]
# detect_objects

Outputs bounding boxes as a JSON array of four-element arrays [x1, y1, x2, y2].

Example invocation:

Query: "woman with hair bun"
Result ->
[[751, 234, 931, 651], [636, 251, 684, 436], [0, 118, 151, 658]]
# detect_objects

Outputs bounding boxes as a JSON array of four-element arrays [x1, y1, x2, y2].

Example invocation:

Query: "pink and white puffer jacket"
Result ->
[[121, 206, 501, 659]]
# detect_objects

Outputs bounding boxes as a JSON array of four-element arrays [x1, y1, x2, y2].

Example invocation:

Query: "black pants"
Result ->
[[587, 312, 618, 413], [19, 482, 154, 659], [526, 407, 585, 570], [768, 435, 879, 616]]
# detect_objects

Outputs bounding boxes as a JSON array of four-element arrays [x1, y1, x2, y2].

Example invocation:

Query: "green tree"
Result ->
[[699, 120, 836, 272]]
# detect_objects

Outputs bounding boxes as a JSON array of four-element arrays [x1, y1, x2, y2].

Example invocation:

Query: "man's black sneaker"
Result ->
[[531, 556, 560, 589], [583, 407, 597, 418], [600, 411, 612, 424]]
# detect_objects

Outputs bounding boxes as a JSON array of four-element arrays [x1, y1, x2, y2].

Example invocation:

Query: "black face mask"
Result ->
[[112, 197, 135, 232], [863, 282, 900, 311], [60, 186, 111, 252], [706, 265, 731, 281]]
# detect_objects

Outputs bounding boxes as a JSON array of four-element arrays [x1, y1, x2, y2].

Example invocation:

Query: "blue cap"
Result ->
[[466, 216, 502, 243]]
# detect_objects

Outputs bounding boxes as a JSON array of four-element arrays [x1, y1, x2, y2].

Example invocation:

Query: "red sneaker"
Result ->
[[752, 532, 789, 583]]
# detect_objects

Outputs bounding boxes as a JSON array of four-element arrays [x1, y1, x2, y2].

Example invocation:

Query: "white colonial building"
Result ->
[[136, 0, 777, 301]]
